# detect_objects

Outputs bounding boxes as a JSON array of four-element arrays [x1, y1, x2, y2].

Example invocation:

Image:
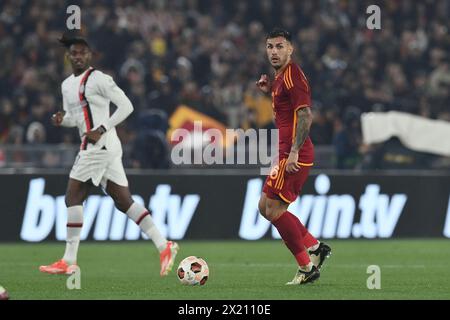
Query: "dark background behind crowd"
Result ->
[[0, 0, 449, 169]]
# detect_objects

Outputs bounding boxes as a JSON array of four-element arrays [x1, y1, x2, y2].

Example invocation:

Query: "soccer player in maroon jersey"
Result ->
[[256, 28, 331, 285]]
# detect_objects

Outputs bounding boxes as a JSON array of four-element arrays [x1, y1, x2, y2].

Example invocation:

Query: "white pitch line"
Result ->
[[212, 263, 427, 268]]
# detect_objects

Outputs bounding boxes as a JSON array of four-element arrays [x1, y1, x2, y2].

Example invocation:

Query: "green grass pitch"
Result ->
[[0, 239, 449, 300]]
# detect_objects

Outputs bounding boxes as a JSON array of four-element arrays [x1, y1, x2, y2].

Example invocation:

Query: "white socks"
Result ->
[[299, 262, 314, 272], [62, 203, 167, 265], [126, 202, 167, 252], [63, 205, 83, 265], [308, 242, 320, 252]]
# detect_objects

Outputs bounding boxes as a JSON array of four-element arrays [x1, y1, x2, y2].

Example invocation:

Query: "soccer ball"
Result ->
[[0, 286, 9, 300], [177, 256, 209, 286]]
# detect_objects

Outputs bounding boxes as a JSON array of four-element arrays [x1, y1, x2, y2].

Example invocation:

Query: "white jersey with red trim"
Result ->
[[61, 67, 133, 154]]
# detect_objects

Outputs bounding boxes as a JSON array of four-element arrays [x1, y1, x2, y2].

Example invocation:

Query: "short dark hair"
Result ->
[[58, 31, 90, 49], [266, 28, 292, 42], [59, 37, 90, 49]]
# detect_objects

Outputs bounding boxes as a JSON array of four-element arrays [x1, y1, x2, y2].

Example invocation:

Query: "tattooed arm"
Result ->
[[292, 107, 313, 151], [286, 107, 313, 173]]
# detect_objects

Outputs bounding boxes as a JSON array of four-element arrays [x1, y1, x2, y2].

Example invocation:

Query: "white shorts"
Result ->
[[69, 149, 128, 189]]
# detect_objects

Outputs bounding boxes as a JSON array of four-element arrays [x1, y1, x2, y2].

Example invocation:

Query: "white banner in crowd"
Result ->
[[361, 111, 450, 156]]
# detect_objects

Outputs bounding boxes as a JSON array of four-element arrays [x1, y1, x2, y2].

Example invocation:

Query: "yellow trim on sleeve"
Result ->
[[297, 162, 314, 167], [294, 104, 309, 112], [291, 109, 298, 144], [287, 66, 293, 88], [283, 73, 291, 89]]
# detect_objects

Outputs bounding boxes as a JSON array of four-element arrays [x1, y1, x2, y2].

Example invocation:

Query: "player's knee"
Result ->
[[264, 208, 276, 222], [65, 195, 82, 207], [114, 197, 133, 213], [258, 199, 266, 216], [265, 209, 284, 222], [265, 201, 285, 222]]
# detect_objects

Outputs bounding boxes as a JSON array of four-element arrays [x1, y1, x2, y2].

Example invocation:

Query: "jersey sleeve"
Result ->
[[60, 85, 78, 127], [283, 65, 311, 111], [95, 72, 134, 131]]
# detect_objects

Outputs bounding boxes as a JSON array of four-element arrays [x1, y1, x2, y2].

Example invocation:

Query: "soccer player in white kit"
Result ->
[[39, 35, 179, 276]]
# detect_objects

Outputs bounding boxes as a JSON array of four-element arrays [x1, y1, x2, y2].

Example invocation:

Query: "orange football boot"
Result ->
[[160, 241, 179, 276], [39, 259, 78, 275]]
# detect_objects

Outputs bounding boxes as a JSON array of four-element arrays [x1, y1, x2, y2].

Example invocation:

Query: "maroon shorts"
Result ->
[[262, 158, 313, 204]]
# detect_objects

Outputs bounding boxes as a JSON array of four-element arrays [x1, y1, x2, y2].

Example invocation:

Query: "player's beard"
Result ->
[[271, 58, 285, 70]]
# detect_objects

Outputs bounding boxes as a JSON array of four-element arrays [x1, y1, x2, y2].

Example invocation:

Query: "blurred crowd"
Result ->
[[0, 0, 449, 169]]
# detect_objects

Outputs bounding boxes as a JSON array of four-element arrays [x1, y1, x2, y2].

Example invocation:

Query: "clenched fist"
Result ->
[[51, 111, 66, 126], [256, 74, 272, 93]]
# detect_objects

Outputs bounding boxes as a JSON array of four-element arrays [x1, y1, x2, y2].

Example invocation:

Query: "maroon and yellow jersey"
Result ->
[[271, 61, 314, 164]]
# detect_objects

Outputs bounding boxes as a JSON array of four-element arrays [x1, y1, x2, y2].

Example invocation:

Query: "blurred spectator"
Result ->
[[361, 138, 432, 170], [26, 121, 46, 143], [0, 0, 449, 169], [242, 83, 273, 130], [131, 109, 170, 169]]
